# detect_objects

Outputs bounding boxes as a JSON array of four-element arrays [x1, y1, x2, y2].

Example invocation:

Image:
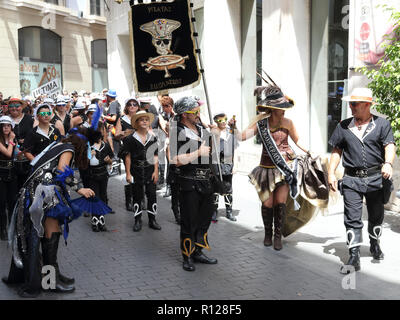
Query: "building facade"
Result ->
[[0, 0, 108, 98]]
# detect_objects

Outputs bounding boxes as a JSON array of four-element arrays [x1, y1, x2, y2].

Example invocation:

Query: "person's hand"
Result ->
[[228, 118, 236, 128], [78, 188, 95, 198], [126, 174, 133, 184], [9, 131, 15, 141], [104, 155, 112, 165], [198, 141, 211, 157], [382, 163, 393, 180], [328, 173, 338, 192], [152, 170, 159, 184]]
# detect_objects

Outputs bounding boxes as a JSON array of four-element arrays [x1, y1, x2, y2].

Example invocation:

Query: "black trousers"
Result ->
[[179, 187, 214, 255], [132, 182, 157, 217], [87, 175, 109, 204], [171, 182, 180, 213], [343, 185, 384, 231], [0, 179, 18, 224]]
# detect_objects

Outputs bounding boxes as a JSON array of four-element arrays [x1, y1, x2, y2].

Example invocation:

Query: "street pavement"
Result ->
[[1, 171, 400, 300]]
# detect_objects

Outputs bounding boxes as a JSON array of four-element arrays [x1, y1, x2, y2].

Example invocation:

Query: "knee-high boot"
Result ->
[[368, 224, 384, 260], [340, 228, 362, 274], [261, 206, 273, 247], [41, 232, 75, 292], [124, 184, 133, 211], [273, 204, 286, 251], [18, 226, 42, 298], [224, 194, 236, 221]]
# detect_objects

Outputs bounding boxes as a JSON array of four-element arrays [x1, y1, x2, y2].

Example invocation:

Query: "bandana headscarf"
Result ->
[[173, 96, 202, 115]]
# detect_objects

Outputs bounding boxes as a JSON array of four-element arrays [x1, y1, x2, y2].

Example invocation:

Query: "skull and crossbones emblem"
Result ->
[[140, 18, 189, 78]]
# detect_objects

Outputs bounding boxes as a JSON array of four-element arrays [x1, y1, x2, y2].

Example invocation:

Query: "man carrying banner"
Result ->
[[170, 96, 218, 272]]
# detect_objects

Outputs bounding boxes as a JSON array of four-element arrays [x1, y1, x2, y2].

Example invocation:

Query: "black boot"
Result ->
[[192, 247, 218, 264], [2, 259, 25, 286], [98, 215, 107, 232], [182, 255, 195, 271], [148, 213, 161, 230], [368, 224, 384, 260], [273, 203, 286, 250], [261, 206, 273, 247], [133, 214, 142, 232], [41, 232, 75, 292], [0, 213, 7, 241], [224, 194, 236, 221], [18, 227, 42, 298], [124, 184, 133, 211], [163, 184, 171, 198], [181, 238, 195, 271], [91, 216, 100, 232], [340, 228, 362, 274]]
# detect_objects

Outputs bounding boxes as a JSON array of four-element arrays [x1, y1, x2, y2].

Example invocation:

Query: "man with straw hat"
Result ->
[[328, 87, 396, 274], [121, 110, 161, 232]]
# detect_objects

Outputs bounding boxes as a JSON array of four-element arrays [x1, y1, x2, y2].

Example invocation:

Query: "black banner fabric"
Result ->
[[130, 0, 201, 94]]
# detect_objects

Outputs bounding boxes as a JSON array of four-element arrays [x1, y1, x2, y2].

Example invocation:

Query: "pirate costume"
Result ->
[[170, 96, 218, 272], [87, 131, 114, 232], [0, 116, 18, 241], [329, 88, 395, 273], [248, 84, 329, 250], [121, 111, 161, 232], [8, 98, 34, 189], [212, 112, 239, 222]]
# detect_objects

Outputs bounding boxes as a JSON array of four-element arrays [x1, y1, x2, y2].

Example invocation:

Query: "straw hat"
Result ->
[[131, 110, 154, 129], [342, 88, 374, 103]]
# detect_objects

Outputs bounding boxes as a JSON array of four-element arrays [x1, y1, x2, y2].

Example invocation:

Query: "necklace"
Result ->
[[355, 116, 372, 131]]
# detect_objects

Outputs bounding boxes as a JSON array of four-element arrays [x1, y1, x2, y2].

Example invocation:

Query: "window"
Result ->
[[44, 0, 59, 4], [90, 0, 102, 16], [92, 39, 108, 92], [327, 0, 349, 151], [19, 27, 61, 63], [18, 27, 63, 97]]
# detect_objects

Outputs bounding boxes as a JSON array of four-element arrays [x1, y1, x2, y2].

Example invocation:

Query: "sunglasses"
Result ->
[[185, 109, 200, 115], [38, 111, 52, 117], [8, 104, 21, 109], [215, 118, 228, 123], [128, 103, 138, 107], [349, 102, 359, 107]]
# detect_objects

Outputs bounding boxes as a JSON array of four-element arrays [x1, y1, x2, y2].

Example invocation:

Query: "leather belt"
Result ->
[[133, 160, 152, 168], [0, 160, 13, 168], [344, 166, 381, 178], [179, 168, 211, 180]]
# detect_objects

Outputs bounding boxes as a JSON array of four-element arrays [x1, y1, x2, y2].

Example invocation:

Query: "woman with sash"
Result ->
[[2, 127, 97, 298], [230, 84, 309, 250]]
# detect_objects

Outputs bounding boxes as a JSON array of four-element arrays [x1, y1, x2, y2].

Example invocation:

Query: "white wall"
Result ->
[[263, 0, 311, 152]]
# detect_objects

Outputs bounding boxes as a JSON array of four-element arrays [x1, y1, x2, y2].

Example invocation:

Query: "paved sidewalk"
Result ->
[[1, 172, 400, 300]]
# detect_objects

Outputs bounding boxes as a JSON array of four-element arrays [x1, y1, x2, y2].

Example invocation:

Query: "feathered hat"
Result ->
[[254, 71, 294, 113]]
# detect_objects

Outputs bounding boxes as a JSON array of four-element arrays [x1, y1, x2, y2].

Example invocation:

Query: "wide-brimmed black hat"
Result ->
[[254, 85, 294, 113]]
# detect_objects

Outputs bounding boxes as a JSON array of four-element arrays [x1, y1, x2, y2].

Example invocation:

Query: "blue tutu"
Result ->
[[70, 196, 112, 216]]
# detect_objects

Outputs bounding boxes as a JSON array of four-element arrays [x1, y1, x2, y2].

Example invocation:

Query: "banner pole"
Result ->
[[189, 1, 224, 185]]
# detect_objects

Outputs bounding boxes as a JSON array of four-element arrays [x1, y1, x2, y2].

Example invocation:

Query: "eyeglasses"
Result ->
[[128, 103, 138, 107], [349, 102, 359, 107], [185, 109, 200, 116], [215, 118, 227, 123], [8, 104, 21, 109], [38, 111, 52, 117]]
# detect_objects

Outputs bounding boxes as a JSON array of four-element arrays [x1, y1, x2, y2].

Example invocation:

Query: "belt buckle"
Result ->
[[355, 169, 367, 178], [195, 168, 208, 179]]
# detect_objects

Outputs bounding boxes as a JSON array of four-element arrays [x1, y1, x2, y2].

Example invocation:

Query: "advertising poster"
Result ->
[[19, 60, 62, 97]]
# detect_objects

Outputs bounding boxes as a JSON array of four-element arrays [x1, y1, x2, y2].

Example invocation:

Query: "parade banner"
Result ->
[[351, 0, 400, 67], [129, 0, 201, 95], [31, 79, 62, 100], [19, 60, 62, 97]]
